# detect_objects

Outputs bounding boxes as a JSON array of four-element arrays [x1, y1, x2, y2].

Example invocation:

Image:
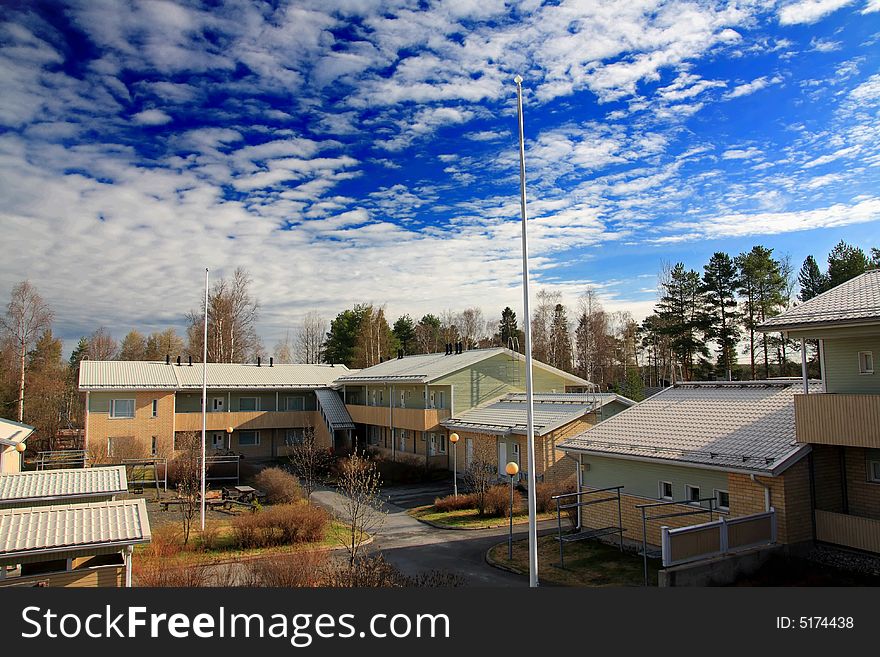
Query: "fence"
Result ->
[[36, 450, 87, 470], [661, 508, 777, 567]]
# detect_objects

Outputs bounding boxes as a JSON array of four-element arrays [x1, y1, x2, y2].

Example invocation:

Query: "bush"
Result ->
[[255, 467, 302, 504], [535, 482, 558, 514], [432, 493, 478, 512], [231, 503, 330, 549], [484, 485, 524, 517], [321, 554, 465, 588], [142, 524, 183, 558], [197, 520, 224, 552], [133, 560, 211, 587], [243, 551, 328, 587]]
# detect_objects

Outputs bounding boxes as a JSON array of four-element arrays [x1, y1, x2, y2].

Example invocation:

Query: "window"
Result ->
[[239, 397, 259, 412], [434, 391, 445, 409], [109, 399, 135, 418], [285, 396, 304, 411], [285, 428, 305, 446], [512, 442, 520, 465], [868, 455, 880, 483], [151, 436, 158, 457], [659, 481, 673, 500], [151, 399, 158, 417], [715, 489, 730, 511], [368, 426, 380, 446], [398, 429, 407, 452], [400, 391, 406, 408], [438, 434, 447, 454], [238, 430, 260, 446], [859, 351, 874, 375], [685, 485, 701, 505]]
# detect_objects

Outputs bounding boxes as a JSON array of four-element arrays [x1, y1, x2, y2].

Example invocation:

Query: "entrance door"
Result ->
[[498, 442, 507, 476], [211, 397, 225, 412], [210, 432, 224, 449]]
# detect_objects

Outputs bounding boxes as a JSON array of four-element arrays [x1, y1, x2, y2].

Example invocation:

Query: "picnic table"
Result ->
[[222, 485, 265, 504]]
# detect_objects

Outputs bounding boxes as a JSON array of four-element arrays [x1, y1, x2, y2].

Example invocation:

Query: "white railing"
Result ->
[[661, 508, 777, 567]]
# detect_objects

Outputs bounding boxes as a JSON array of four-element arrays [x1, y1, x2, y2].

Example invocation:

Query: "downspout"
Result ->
[[750, 474, 771, 512], [390, 384, 394, 461]]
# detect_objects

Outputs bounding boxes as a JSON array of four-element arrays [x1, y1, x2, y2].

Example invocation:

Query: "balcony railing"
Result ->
[[175, 410, 317, 432], [815, 510, 880, 554], [794, 393, 880, 448], [345, 404, 450, 432]]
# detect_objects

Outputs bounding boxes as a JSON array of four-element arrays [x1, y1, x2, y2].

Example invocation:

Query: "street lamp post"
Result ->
[[449, 433, 460, 496], [506, 461, 520, 560], [226, 426, 234, 451]]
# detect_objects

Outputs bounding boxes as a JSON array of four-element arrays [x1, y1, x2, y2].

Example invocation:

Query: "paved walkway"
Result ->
[[311, 483, 565, 587]]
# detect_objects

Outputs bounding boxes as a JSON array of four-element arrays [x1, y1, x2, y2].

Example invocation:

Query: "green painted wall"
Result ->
[[578, 454, 729, 507], [358, 384, 451, 409], [595, 400, 630, 422], [175, 391, 316, 413], [435, 353, 576, 415], [823, 336, 880, 394]]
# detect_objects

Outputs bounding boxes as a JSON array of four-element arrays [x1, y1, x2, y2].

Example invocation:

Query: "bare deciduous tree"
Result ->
[[273, 329, 295, 364], [531, 289, 560, 364], [172, 431, 202, 546], [296, 311, 327, 364], [88, 327, 118, 360], [187, 267, 261, 363], [287, 427, 331, 499], [464, 437, 497, 516], [1, 281, 53, 422], [144, 328, 185, 361], [336, 451, 386, 566], [454, 307, 485, 350]]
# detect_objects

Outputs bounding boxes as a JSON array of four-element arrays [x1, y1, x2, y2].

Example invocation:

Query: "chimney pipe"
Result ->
[[270, 357, 273, 367], [176, 355, 181, 366], [165, 354, 170, 365], [188, 356, 192, 366], [257, 356, 261, 367]]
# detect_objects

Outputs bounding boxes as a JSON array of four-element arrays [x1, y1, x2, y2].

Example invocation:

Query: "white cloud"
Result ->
[[131, 109, 172, 125], [778, 0, 856, 26], [724, 75, 783, 99], [721, 147, 763, 160]]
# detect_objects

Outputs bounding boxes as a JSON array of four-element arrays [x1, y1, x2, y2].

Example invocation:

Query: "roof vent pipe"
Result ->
[[270, 357, 273, 367], [257, 356, 261, 367], [176, 356, 181, 366], [166, 354, 170, 365], [188, 356, 192, 366]]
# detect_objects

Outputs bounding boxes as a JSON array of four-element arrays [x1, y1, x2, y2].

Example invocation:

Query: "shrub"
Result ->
[[133, 560, 211, 587], [484, 485, 524, 517], [243, 551, 328, 587], [231, 503, 330, 549], [255, 467, 302, 504], [197, 520, 224, 552], [432, 493, 478, 512], [535, 482, 557, 514], [321, 554, 465, 588], [142, 524, 183, 558]]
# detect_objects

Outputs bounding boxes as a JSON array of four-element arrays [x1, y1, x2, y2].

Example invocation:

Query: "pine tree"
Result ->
[[826, 240, 869, 288], [737, 246, 786, 379], [701, 252, 741, 380], [797, 255, 827, 301], [323, 306, 369, 367], [392, 315, 416, 354], [499, 307, 523, 352], [656, 263, 708, 381], [548, 303, 573, 372]]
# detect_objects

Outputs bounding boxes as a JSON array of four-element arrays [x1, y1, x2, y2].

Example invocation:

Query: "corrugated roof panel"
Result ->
[[336, 347, 588, 385], [759, 269, 880, 331], [559, 381, 820, 474], [315, 389, 355, 431], [0, 466, 127, 505], [79, 361, 349, 390], [0, 418, 35, 445], [0, 499, 151, 557]]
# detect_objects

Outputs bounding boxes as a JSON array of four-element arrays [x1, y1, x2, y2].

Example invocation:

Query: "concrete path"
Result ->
[[311, 483, 566, 587]]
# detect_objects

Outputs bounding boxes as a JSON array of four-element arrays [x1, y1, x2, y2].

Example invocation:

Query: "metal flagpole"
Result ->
[[200, 268, 208, 531], [514, 74, 539, 588]]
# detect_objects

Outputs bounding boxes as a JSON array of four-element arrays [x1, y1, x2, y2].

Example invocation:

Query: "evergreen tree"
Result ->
[[737, 246, 786, 379], [322, 305, 369, 367], [656, 263, 708, 381], [548, 303, 573, 372], [392, 315, 416, 354], [415, 314, 442, 354], [826, 240, 869, 288], [701, 252, 741, 380], [797, 255, 827, 301], [499, 307, 523, 352]]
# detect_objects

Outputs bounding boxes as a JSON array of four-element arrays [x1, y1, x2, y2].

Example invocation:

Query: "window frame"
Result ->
[[238, 397, 259, 412], [858, 351, 874, 375], [285, 396, 305, 411], [659, 480, 673, 501], [238, 430, 260, 447], [284, 428, 304, 447], [685, 484, 701, 505], [151, 399, 158, 418], [109, 399, 135, 419], [714, 489, 731, 511], [867, 458, 880, 484]]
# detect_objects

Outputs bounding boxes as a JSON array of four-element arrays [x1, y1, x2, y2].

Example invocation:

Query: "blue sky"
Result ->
[[1, 0, 879, 351]]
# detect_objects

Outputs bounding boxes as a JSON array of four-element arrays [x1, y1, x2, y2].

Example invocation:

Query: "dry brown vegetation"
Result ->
[[231, 503, 330, 549], [254, 467, 303, 504]]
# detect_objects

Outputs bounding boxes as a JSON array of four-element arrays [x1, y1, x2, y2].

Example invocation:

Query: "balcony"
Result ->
[[175, 410, 318, 432], [815, 510, 880, 554], [345, 404, 450, 432], [794, 393, 880, 448]]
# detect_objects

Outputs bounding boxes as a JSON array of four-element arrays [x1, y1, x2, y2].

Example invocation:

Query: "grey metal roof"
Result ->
[[758, 269, 880, 332], [79, 360, 350, 390], [315, 389, 355, 431], [0, 499, 151, 559], [442, 392, 631, 437], [559, 381, 821, 475], [0, 417, 35, 447], [0, 466, 127, 507], [335, 347, 589, 385]]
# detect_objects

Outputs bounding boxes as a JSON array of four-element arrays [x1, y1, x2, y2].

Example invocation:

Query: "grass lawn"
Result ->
[[135, 519, 365, 566], [488, 535, 660, 586], [409, 505, 557, 529]]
